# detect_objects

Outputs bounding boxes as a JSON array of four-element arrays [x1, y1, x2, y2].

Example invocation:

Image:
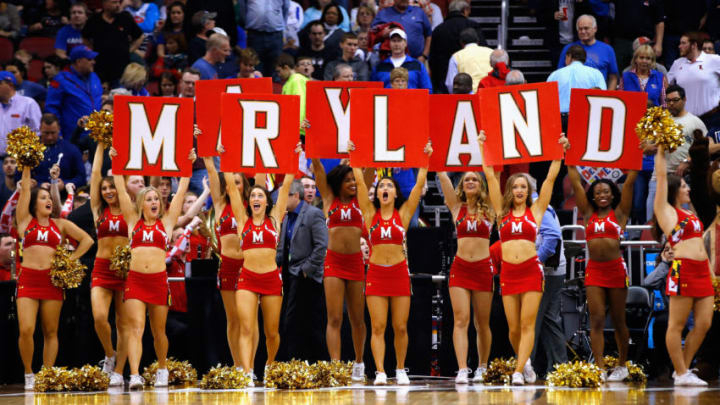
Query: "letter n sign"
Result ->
[[565, 88, 646, 170], [112, 96, 194, 176], [219, 93, 300, 174]]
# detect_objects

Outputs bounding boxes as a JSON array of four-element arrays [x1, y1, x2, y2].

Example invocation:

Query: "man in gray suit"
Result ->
[[277, 180, 328, 361]]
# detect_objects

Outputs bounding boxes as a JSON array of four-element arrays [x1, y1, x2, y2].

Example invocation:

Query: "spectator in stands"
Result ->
[[245, 0, 289, 78], [663, 1, 706, 68], [177, 67, 200, 98], [4, 59, 46, 105], [285, 0, 304, 51], [300, 176, 319, 207], [478, 49, 510, 89], [31, 113, 86, 189], [356, 30, 374, 64], [191, 33, 231, 80], [153, 33, 189, 77], [622, 37, 668, 75], [0, 155, 16, 209], [41, 56, 66, 88], [185, 0, 238, 49], [83, 0, 144, 84], [611, 0, 665, 72], [296, 55, 315, 79], [156, 2, 186, 60], [118, 63, 149, 96], [0, 233, 13, 281], [55, 2, 88, 59], [371, 29, 431, 91], [0, 1, 20, 39], [188, 10, 216, 64], [158, 71, 178, 97], [505, 70, 526, 85], [703, 39, 716, 55], [390, 67, 408, 89], [445, 28, 493, 94], [547, 45, 606, 118], [0, 71, 41, 154], [558, 15, 619, 90], [353, 4, 375, 33], [277, 180, 328, 362], [26, 0, 68, 37], [238, 48, 263, 79], [299, 21, 340, 80], [372, 0, 431, 62], [299, 6, 346, 61], [668, 32, 720, 117], [302, 0, 351, 33], [332, 63, 354, 81], [278, 53, 308, 125], [534, 0, 575, 73], [452, 72, 473, 95], [324, 32, 369, 81], [125, 0, 160, 34], [46, 46, 102, 145]]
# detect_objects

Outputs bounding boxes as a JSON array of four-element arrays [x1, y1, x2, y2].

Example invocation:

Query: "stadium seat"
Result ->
[[0, 37, 14, 63], [27, 59, 44, 83], [19, 37, 56, 59]]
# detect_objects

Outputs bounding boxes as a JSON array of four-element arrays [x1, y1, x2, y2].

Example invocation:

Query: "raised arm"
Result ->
[[352, 166, 375, 226], [177, 177, 210, 227], [400, 167, 429, 228], [89, 143, 106, 220], [615, 170, 638, 225], [653, 145, 678, 235], [58, 219, 93, 260], [478, 131, 503, 216], [533, 159, 562, 221], [311, 158, 333, 211], [225, 171, 247, 230], [113, 173, 138, 224], [437, 171, 460, 213], [16, 167, 32, 232], [567, 165, 592, 216], [203, 156, 225, 212], [271, 174, 295, 225], [165, 176, 190, 229]]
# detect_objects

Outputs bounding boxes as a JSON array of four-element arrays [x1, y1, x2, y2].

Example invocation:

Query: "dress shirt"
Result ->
[[668, 52, 720, 116], [245, 0, 289, 33], [547, 61, 607, 113], [0, 93, 42, 154]]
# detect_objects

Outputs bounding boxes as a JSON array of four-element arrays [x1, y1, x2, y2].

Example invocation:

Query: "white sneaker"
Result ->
[[395, 369, 410, 385], [352, 362, 366, 382], [674, 370, 709, 386], [101, 355, 116, 375], [128, 374, 145, 390], [512, 371, 525, 385], [455, 368, 470, 384], [607, 366, 629, 382], [250, 369, 257, 381], [522, 359, 536, 384], [473, 366, 487, 383], [374, 371, 387, 385], [109, 372, 124, 387], [600, 370, 607, 383], [24, 373, 34, 390], [154, 368, 169, 387], [245, 373, 255, 387]]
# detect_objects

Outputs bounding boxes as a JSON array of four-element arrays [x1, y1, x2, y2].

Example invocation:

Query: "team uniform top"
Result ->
[[455, 205, 492, 239], [240, 217, 278, 250], [23, 218, 62, 249], [327, 198, 364, 230], [669, 208, 704, 247], [96, 208, 128, 239], [130, 219, 168, 249], [499, 208, 537, 242], [216, 204, 238, 238], [368, 210, 405, 246], [585, 211, 622, 241]]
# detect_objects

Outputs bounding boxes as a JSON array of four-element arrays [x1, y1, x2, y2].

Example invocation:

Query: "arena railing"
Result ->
[[499, 0, 508, 50]]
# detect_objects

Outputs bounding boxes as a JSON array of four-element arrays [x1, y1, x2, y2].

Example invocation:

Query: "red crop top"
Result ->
[[240, 217, 278, 250], [669, 208, 704, 246], [327, 198, 364, 230], [369, 210, 405, 246], [23, 218, 62, 249], [455, 205, 492, 239], [586, 211, 622, 241], [96, 208, 128, 239], [499, 208, 537, 242], [216, 204, 238, 238], [130, 219, 168, 250]]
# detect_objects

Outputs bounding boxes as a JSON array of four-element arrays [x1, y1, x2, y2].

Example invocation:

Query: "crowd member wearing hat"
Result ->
[[188, 10, 217, 64], [46, 46, 103, 147], [0, 71, 41, 155], [371, 0, 431, 61], [370, 29, 431, 91]]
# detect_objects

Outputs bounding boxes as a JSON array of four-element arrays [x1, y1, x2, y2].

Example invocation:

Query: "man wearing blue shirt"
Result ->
[[31, 113, 87, 189], [557, 14, 619, 90], [372, 0, 432, 61], [191, 33, 231, 80], [245, 0, 290, 78], [371, 29, 432, 91], [45, 46, 103, 146], [547, 45, 607, 114], [55, 3, 88, 59]]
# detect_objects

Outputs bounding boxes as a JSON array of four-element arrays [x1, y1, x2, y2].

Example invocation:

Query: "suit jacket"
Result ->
[[276, 202, 328, 283]]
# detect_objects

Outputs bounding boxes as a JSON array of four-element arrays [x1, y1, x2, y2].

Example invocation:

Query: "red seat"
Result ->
[[28, 59, 45, 83], [0, 37, 14, 63], [19, 37, 56, 59]]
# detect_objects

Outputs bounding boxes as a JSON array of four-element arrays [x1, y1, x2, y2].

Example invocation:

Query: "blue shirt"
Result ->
[[558, 40, 619, 82], [372, 6, 432, 58], [285, 200, 304, 244], [371, 55, 433, 92], [547, 61, 607, 113], [45, 67, 103, 145], [301, 6, 351, 32], [18, 81, 47, 104], [246, 0, 289, 33], [191, 58, 219, 80], [55, 25, 84, 53], [621, 69, 665, 107], [29, 138, 87, 187]]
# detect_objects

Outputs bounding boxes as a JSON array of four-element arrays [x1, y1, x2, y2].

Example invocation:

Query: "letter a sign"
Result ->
[[565, 88, 646, 170], [428, 94, 484, 171], [112, 96, 194, 176], [219, 94, 300, 174]]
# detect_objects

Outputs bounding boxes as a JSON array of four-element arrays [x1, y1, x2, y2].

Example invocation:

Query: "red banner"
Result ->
[[479, 82, 563, 166], [428, 95, 484, 172], [565, 89, 646, 170], [219, 93, 300, 174], [196, 78, 273, 156], [112, 96, 194, 176], [305, 81, 383, 158], [349, 88, 430, 168]]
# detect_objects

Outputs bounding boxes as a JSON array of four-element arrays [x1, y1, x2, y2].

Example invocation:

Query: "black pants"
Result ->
[[280, 272, 326, 362]]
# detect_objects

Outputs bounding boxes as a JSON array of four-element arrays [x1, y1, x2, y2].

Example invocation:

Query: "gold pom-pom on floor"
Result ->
[[635, 106, 684, 153], [142, 358, 197, 386], [482, 358, 517, 385], [6, 126, 45, 170], [546, 361, 603, 388], [603, 356, 647, 384], [713, 278, 720, 312], [84, 110, 114, 146], [50, 245, 87, 289], [34, 366, 74, 392], [110, 245, 131, 279], [263, 360, 353, 389], [198, 365, 252, 389], [71, 365, 110, 391]]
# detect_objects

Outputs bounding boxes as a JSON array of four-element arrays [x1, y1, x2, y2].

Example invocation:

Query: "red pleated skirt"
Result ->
[[16, 266, 63, 301], [499, 256, 543, 296], [449, 256, 494, 292], [365, 261, 411, 297], [236, 267, 283, 296], [91, 257, 125, 292], [666, 258, 714, 297], [218, 255, 243, 291], [324, 249, 365, 281], [124, 270, 170, 306]]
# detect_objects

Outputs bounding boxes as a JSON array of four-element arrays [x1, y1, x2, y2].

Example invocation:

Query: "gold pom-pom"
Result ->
[[483, 358, 517, 385], [546, 361, 603, 388], [713, 278, 720, 312], [198, 365, 252, 389], [635, 106, 685, 153], [6, 126, 45, 170], [603, 356, 647, 384], [34, 366, 74, 392], [263, 360, 354, 389], [50, 245, 87, 289], [142, 358, 197, 386], [311, 360, 353, 387], [110, 245, 131, 279], [71, 365, 110, 391], [84, 110, 114, 146]]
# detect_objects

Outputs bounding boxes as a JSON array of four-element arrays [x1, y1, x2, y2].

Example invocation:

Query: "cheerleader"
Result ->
[[351, 141, 433, 385], [567, 165, 638, 382], [312, 160, 371, 381], [111, 148, 196, 389], [653, 144, 714, 386], [478, 131, 568, 385], [437, 171, 494, 384], [226, 169, 295, 384], [15, 167, 93, 390]]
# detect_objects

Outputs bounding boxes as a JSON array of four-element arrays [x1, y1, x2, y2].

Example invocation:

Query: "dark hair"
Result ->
[[44, 55, 67, 69], [165, 32, 187, 53], [308, 20, 326, 34], [181, 67, 202, 78], [159, 71, 178, 95], [372, 176, 405, 210], [666, 84, 686, 100], [163, 1, 185, 32], [246, 185, 274, 217], [585, 179, 621, 211], [29, 187, 51, 218], [276, 53, 296, 69], [666, 174, 683, 207], [219, 172, 250, 202], [5, 59, 26, 79], [683, 31, 706, 49], [321, 3, 344, 25], [297, 55, 313, 64], [340, 32, 357, 43], [326, 164, 354, 197], [0, 232, 11, 240], [96, 176, 116, 218], [41, 113, 59, 125], [459, 28, 479, 46], [567, 45, 587, 63]]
